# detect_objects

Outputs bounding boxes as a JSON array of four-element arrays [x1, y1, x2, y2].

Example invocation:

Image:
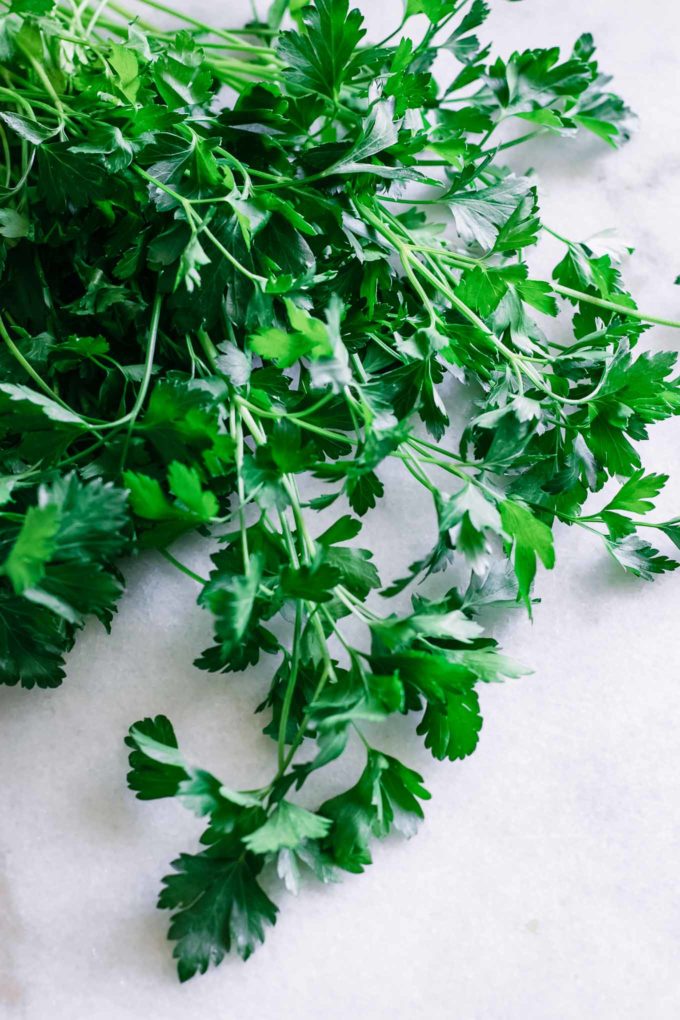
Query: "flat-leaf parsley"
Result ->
[[1, 0, 679, 981]]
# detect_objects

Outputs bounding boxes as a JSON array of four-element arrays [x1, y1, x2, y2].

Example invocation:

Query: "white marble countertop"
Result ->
[[2, 2, 680, 1018]]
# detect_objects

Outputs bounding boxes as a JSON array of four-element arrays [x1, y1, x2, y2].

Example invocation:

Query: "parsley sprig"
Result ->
[[1, 0, 679, 981]]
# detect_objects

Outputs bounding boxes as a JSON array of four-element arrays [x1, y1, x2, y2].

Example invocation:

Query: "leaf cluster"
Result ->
[[0, 0, 677, 980]]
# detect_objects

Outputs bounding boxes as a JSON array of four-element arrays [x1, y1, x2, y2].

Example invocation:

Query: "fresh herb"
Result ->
[[1, 0, 679, 981]]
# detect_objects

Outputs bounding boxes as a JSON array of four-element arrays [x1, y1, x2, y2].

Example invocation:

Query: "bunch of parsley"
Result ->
[[1, 0, 679, 982]]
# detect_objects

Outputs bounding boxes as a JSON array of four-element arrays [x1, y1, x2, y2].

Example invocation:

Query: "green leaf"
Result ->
[[10, 0, 54, 12], [445, 0, 490, 63], [310, 672, 405, 732], [370, 608, 482, 652], [198, 555, 264, 658], [44, 474, 129, 561], [0, 383, 86, 426], [447, 176, 536, 251], [330, 103, 398, 174], [500, 500, 555, 609], [126, 715, 264, 835], [603, 470, 668, 516], [243, 801, 331, 854], [25, 560, 123, 627], [278, 0, 366, 100], [159, 841, 278, 979], [0, 591, 69, 689], [108, 41, 140, 102], [607, 537, 679, 581], [248, 327, 316, 368], [167, 462, 218, 520], [280, 559, 341, 602], [140, 379, 229, 467], [123, 472, 176, 521], [323, 546, 380, 599], [1, 474, 128, 606], [2, 504, 60, 593], [153, 40, 213, 110], [417, 688, 483, 760], [319, 750, 430, 872], [346, 470, 383, 516], [439, 484, 503, 576], [126, 715, 189, 800], [124, 465, 216, 528], [215, 342, 251, 387], [585, 416, 640, 477], [0, 207, 29, 239], [316, 515, 362, 545], [0, 110, 54, 145], [38, 144, 106, 211], [0, 474, 130, 685], [276, 841, 339, 895]]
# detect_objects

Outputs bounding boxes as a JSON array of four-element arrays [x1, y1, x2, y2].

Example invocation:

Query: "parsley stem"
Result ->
[[0, 313, 75, 410], [109, 0, 276, 53], [236, 396, 355, 448], [408, 436, 473, 466], [82, 0, 111, 38], [99, 292, 162, 429], [279, 510, 302, 569], [25, 54, 64, 113], [542, 225, 572, 246], [0, 123, 10, 187], [277, 602, 302, 771], [397, 238, 612, 407], [159, 549, 208, 585], [553, 283, 680, 329], [494, 129, 542, 153], [200, 224, 267, 288], [371, 13, 407, 49], [232, 407, 251, 573], [401, 449, 439, 495], [351, 722, 371, 751]]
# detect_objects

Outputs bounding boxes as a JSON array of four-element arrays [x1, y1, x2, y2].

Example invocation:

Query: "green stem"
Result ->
[[275, 608, 342, 779], [230, 404, 250, 573], [159, 548, 208, 585], [0, 123, 10, 187], [23, 55, 66, 129], [495, 129, 542, 152], [277, 602, 302, 771], [101, 292, 162, 429], [0, 313, 75, 410], [553, 283, 680, 329]]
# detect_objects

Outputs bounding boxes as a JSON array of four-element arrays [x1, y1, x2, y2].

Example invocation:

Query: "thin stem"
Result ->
[[277, 602, 302, 771], [159, 548, 208, 585], [372, 13, 407, 49], [231, 404, 250, 573], [100, 291, 162, 429], [553, 283, 680, 329], [0, 313, 76, 411], [0, 123, 11, 187], [495, 129, 542, 153]]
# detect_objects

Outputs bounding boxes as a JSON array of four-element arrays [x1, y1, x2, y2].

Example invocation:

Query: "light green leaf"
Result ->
[[167, 462, 218, 520], [2, 504, 60, 593], [500, 499, 555, 610], [243, 801, 332, 854]]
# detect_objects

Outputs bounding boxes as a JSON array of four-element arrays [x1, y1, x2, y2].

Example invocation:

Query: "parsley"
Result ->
[[1, 0, 679, 981]]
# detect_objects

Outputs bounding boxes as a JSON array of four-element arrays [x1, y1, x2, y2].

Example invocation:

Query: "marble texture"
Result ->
[[2, 2, 680, 1017]]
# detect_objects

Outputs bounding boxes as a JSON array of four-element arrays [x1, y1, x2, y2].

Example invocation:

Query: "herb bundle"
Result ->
[[1, 0, 679, 983]]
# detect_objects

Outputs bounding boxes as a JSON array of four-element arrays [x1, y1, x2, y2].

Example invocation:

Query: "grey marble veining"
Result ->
[[1, 2, 680, 1018]]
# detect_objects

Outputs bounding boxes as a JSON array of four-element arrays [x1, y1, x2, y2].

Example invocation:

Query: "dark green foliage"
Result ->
[[0, 0, 677, 982]]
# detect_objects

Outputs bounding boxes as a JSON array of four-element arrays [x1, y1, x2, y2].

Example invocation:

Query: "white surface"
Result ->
[[2, 2, 680, 1018]]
